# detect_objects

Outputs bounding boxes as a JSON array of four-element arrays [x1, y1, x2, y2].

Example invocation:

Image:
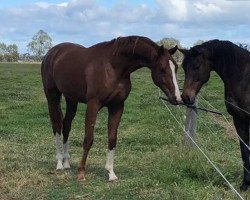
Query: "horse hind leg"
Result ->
[[62, 97, 78, 169], [46, 88, 64, 170]]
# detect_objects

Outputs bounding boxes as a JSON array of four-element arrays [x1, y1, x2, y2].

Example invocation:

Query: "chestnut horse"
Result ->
[[41, 36, 181, 181], [179, 40, 250, 191]]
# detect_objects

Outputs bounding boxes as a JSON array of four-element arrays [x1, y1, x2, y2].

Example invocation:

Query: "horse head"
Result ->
[[178, 47, 212, 105], [151, 45, 181, 105]]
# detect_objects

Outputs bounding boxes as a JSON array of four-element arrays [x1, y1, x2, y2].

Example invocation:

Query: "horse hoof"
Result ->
[[63, 159, 71, 169], [56, 161, 64, 170], [240, 181, 250, 191], [109, 175, 118, 182], [77, 173, 86, 181], [109, 178, 118, 182]]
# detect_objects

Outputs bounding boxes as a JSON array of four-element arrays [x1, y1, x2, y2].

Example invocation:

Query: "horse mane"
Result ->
[[111, 36, 159, 56], [192, 39, 250, 65], [185, 39, 250, 79]]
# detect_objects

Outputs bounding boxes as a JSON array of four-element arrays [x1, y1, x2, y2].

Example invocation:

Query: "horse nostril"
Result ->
[[169, 96, 178, 105], [181, 94, 185, 101], [181, 94, 191, 104]]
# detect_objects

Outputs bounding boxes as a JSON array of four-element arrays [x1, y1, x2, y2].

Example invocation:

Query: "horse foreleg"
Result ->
[[233, 117, 250, 191], [105, 103, 124, 181], [78, 100, 100, 181]]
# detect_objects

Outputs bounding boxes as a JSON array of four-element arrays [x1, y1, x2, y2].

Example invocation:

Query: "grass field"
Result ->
[[0, 62, 249, 199]]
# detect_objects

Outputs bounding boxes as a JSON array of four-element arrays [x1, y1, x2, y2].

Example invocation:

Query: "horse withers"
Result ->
[[41, 36, 181, 181], [178, 40, 250, 191]]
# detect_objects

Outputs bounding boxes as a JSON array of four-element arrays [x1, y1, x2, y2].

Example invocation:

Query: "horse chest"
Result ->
[[107, 80, 131, 103], [225, 94, 250, 120]]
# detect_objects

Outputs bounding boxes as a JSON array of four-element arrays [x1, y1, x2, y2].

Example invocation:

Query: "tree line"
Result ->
[[0, 31, 249, 63], [0, 43, 19, 62], [0, 30, 52, 62]]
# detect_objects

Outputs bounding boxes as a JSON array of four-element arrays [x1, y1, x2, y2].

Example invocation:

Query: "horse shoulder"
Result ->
[[104, 78, 132, 104]]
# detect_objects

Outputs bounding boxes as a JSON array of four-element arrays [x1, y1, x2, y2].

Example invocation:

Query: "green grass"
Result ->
[[0, 63, 249, 199]]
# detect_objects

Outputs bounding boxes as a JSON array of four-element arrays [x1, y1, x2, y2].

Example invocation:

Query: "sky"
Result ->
[[1, 0, 250, 53]]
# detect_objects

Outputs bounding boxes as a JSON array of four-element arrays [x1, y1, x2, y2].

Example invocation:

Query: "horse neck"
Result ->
[[210, 57, 227, 83], [209, 47, 239, 84], [114, 40, 157, 76], [209, 46, 249, 95]]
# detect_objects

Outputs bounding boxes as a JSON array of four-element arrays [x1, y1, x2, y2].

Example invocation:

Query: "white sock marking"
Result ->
[[63, 140, 70, 169], [55, 133, 63, 170], [169, 60, 181, 102], [105, 149, 118, 181]]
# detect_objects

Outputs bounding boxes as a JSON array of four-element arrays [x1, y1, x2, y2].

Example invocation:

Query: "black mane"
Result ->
[[192, 39, 250, 63], [186, 40, 250, 73]]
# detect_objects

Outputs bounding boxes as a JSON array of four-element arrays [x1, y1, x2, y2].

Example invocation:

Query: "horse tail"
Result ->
[[41, 47, 63, 135]]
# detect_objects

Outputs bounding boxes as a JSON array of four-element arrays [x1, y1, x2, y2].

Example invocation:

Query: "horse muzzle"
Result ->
[[161, 86, 180, 105], [181, 93, 196, 105]]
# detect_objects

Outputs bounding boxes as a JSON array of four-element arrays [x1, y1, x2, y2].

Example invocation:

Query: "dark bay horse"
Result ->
[[178, 40, 250, 191], [41, 36, 181, 181]]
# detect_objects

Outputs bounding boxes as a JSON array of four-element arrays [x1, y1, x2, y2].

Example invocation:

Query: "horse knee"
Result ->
[[62, 122, 71, 142], [108, 137, 117, 150], [53, 126, 61, 135], [83, 137, 93, 150]]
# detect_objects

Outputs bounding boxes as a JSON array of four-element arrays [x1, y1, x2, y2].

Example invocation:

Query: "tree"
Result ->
[[157, 38, 183, 63], [238, 43, 250, 51], [5, 44, 19, 62], [0, 43, 7, 61], [0, 43, 7, 54], [27, 30, 52, 61], [193, 40, 205, 47], [0, 42, 19, 62]]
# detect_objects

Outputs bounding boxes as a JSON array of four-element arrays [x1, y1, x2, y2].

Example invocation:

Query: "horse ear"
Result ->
[[158, 45, 164, 55], [178, 48, 190, 55], [168, 45, 178, 55]]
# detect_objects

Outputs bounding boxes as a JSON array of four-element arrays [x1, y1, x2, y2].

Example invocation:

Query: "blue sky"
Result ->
[[1, 0, 250, 53], [0, 0, 63, 8], [0, 0, 156, 10]]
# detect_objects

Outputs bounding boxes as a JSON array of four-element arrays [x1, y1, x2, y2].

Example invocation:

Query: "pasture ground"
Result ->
[[0, 63, 249, 199]]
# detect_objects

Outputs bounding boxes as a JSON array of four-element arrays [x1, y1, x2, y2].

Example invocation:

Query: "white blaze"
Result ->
[[169, 60, 181, 102]]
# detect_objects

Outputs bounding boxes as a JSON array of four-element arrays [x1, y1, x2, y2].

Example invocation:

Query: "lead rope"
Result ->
[[159, 90, 245, 200]]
